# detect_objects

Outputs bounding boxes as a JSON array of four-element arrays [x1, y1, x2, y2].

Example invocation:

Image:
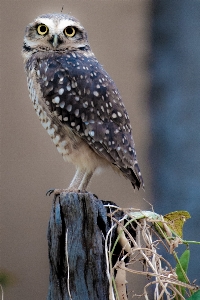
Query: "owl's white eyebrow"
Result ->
[[57, 19, 81, 31], [35, 18, 55, 29], [35, 18, 82, 33]]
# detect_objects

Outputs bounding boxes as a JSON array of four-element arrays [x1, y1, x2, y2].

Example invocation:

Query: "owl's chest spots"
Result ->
[[27, 72, 76, 159], [29, 97, 103, 170], [37, 103, 74, 157]]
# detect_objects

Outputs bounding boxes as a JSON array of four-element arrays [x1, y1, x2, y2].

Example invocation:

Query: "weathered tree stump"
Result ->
[[47, 192, 112, 300]]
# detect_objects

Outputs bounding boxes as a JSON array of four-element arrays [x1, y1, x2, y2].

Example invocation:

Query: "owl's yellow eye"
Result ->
[[37, 24, 48, 35], [64, 26, 76, 37]]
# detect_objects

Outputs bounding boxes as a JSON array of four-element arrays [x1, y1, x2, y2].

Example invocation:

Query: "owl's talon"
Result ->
[[46, 189, 55, 196]]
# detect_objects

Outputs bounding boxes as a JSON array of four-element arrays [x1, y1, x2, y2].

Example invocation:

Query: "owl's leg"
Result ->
[[47, 169, 92, 195], [78, 170, 94, 191], [68, 168, 86, 191]]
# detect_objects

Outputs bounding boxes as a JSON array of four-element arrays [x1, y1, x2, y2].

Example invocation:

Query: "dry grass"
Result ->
[[104, 205, 198, 300]]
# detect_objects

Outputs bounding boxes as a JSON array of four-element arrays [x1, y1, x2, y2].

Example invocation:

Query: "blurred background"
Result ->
[[1, 0, 200, 299]]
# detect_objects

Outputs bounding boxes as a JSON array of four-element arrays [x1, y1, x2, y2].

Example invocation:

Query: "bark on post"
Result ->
[[47, 192, 110, 300]]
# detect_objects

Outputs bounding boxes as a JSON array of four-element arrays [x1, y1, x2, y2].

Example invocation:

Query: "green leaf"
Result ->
[[176, 249, 190, 280], [186, 290, 200, 299], [176, 249, 190, 297], [128, 211, 161, 220], [164, 211, 191, 238], [154, 210, 191, 239]]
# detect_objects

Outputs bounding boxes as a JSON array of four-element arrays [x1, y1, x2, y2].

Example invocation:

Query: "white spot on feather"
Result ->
[[75, 109, 79, 117], [75, 96, 79, 101], [47, 127, 55, 136], [67, 85, 71, 91], [58, 88, 64, 95], [53, 96, 60, 104], [53, 135, 60, 144], [67, 104, 72, 112], [112, 113, 117, 118], [60, 101, 65, 108], [89, 131, 95, 137], [93, 91, 99, 97]]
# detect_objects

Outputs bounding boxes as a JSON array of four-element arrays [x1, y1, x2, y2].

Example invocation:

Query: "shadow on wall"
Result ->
[[150, 0, 200, 285]]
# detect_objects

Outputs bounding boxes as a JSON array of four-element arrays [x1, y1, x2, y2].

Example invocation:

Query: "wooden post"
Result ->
[[47, 192, 111, 300]]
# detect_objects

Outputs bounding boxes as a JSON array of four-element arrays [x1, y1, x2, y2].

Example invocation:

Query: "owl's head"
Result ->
[[22, 13, 90, 60]]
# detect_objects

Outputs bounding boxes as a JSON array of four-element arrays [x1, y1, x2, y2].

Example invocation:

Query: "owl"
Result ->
[[22, 13, 144, 193]]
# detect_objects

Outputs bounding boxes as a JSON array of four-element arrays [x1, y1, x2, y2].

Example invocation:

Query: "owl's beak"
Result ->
[[52, 34, 58, 48], [49, 34, 63, 49]]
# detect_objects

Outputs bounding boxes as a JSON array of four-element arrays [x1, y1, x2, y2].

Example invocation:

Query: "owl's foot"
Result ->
[[46, 189, 56, 196]]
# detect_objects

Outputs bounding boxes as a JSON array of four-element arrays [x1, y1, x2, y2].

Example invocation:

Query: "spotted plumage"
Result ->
[[22, 13, 144, 192]]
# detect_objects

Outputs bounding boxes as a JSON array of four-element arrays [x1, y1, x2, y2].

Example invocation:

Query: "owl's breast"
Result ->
[[26, 65, 74, 158], [26, 63, 108, 171]]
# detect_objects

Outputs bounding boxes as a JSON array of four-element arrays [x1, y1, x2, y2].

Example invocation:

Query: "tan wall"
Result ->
[[1, 1, 152, 299]]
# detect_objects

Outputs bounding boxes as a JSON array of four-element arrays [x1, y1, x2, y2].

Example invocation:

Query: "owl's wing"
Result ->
[[35, 51, 143, 188]]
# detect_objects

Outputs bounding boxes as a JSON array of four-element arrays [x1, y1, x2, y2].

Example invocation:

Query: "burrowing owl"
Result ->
[[22, 13, 144, 193]]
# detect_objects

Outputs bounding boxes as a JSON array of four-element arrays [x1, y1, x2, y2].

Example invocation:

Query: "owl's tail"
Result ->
[[130, 165, 144, 190], [120, 164, 144, 190]]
